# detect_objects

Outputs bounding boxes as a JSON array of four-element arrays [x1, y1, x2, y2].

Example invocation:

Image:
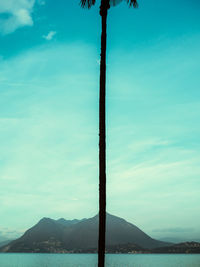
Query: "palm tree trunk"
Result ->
[[98, 4, 108, 267]]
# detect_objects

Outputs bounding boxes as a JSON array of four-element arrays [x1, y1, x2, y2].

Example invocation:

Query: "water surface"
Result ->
[[0, 253, 200, 267]]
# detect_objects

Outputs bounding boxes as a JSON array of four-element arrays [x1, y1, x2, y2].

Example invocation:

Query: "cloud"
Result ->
[[43, 31, 56, 41], [0, 0, 35, 34]]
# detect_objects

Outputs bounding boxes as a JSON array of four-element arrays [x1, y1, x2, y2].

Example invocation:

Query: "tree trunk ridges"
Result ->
[[98, 3, 108, 267]]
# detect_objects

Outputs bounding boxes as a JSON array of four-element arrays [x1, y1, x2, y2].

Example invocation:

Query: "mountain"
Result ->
[[56, 218, 86, 226], [0, 240, 12, 248], [159, 237, 200, 243], [1, 213, 170, 253], [151, 242, 200, 254]]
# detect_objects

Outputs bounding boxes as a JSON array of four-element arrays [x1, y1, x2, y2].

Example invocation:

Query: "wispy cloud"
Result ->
[[0, 43, 99, 230], [43, 31, 56, 41], [0, 0, 35, 34]]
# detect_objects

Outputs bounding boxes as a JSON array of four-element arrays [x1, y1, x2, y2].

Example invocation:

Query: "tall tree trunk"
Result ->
[[98, 3, 108, 267]]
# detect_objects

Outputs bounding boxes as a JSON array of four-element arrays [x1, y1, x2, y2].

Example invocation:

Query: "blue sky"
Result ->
[[0, 0, 200, 242]]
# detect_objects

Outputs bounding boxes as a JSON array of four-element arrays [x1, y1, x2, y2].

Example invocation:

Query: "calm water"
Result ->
[[0, 254, 200, 267]]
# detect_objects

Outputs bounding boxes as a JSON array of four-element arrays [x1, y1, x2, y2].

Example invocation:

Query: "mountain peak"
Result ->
[[38, 217, 55, 225], [1, 213, 171, 253]]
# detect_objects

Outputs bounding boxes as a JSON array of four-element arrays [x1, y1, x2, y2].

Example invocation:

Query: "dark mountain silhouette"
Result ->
[[1, 213, 170, 253], [56, 218, 86, 226]]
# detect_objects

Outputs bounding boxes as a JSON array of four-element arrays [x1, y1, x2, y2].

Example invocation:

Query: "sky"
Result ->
[[0, 0, 200, 243]]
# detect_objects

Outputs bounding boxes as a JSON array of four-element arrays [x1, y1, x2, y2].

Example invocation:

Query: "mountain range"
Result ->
[[1, 213, 170, 253]]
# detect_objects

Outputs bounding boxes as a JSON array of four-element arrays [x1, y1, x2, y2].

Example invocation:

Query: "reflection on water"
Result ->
[[0, 253, 200, 267]]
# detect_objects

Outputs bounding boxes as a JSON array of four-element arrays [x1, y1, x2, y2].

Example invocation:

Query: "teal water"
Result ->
[[0, 254, 200, 267]]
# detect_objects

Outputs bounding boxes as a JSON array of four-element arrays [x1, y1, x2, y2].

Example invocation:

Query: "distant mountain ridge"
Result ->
[[151, 242, 200, 254], [0, 213, 171, 253], [0, 240, 12, 248]]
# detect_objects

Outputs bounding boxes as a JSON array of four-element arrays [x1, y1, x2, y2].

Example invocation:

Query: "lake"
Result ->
[[0, 254, 200, 267]]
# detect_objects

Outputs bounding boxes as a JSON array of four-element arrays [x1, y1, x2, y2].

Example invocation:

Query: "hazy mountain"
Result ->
[[0, 235, 8, 243], [151, 242, 200, 254], [159, 237, 200, 244], [1, 213, 170, 253], [0, 240, 12, 248]]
